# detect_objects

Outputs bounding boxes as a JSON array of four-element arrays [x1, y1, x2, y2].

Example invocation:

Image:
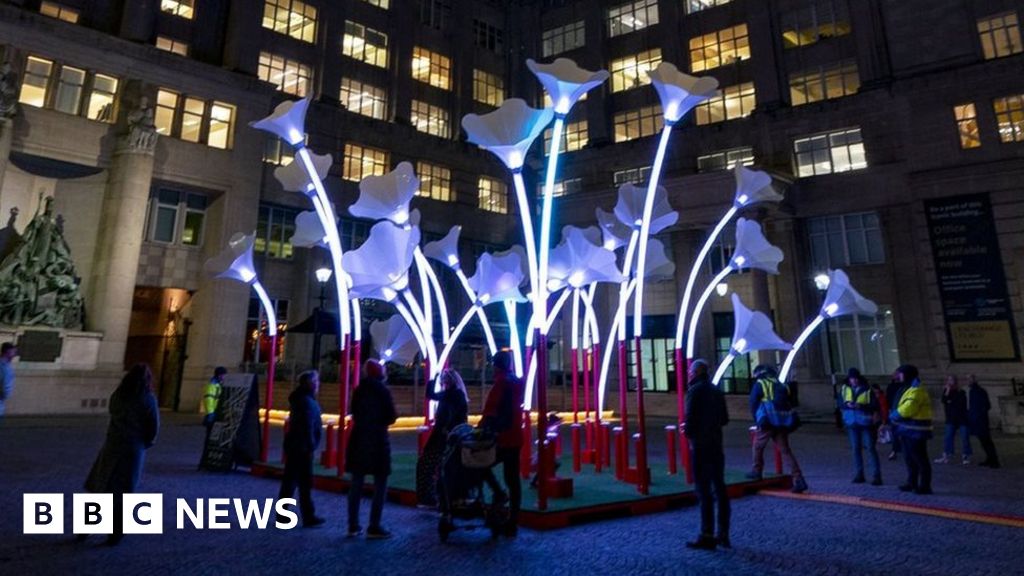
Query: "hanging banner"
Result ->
[[924, 193, 1020, 362]]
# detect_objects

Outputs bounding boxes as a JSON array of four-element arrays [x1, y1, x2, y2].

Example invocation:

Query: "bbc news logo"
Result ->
[[23, 494, 300, 534]]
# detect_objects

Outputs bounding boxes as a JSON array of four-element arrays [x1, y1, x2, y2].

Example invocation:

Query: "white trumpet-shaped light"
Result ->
[[596, 207, 631, 251], [613, 183, 678, 233], [349, 161, 419, 225], [526, 58, 609, 116], [249, 98, 310, 146], [730, 218, 784, 274], [204, 232, 258, 284], [273, 151, 331, 195], [423, 225, 462, 269], [461, 99, 553, 171], [468, 251, 528, 305], [642, 238, 676, 281], [369, 315, 420, 365], [289, 210, 327, 249], [729, 293, 792, 354], [547, 226, 625, 291], [491, 245, 531, 289], [733, 165, 783, 207], [342, 221, 419, 301], [821, 269, 879, 318], [646, 62, 719, 124]]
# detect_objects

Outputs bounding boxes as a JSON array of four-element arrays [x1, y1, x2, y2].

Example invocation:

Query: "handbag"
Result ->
[[877, 424, 893, 445]]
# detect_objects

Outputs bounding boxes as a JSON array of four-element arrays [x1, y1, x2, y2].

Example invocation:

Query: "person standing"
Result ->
[[202, 367, 227, 427], [885, 376, 906, 461], [415, 368, 469, 507], [346, 359, 397, 539], [890, 365, 933, 495], [277, 370, 324, 527], [966, 374, 1001, 468], [840, 368, 882, 485], [480, 350, 524, 537], [683, 359, 731, 550], [83, 364, 160, 546], [0, 342, 17, 417], [747, 364, 807, 493], [935, 375, 971, 465]]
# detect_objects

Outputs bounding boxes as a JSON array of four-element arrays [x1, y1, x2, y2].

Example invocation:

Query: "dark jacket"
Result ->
[[346, 375, 397, 476], [427, 386, 468, 447], [966, 383, 992, 435], [85, 384, 159, 494], [481, 370, 524, 448], [684, 374, 729, 448], [940, 387, 968, 427], [284, 387, 322, 454]]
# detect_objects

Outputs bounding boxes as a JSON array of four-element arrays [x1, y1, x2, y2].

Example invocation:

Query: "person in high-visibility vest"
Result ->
[[840, 368, 882, 485], [890, 365, 934, 495], [747, 364, 807, 493], [203, 367, 227, 427]]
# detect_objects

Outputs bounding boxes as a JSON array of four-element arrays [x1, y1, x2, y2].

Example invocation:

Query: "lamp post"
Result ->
[[312, 266, 332, 371], [814, 272, 836, 376]]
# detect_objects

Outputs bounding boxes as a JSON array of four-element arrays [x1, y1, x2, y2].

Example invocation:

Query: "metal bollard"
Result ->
[[613, 426, 625, 480], [320, 422, 336, 468], [600, 422, 612, 471], [665, 425, 677, 475]]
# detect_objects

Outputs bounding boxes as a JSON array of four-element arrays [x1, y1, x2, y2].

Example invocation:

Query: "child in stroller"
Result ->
[[437, 424, 509, 541]]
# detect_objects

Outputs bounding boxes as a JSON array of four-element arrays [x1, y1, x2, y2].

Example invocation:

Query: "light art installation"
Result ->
[[369, 315, 420, 365], [712, 294, 792, 385]]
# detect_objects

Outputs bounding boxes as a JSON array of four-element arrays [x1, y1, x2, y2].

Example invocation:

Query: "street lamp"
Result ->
[[814, 271, 836, 377], [312, 267, 332, 370], [715, 282, 729, 297]]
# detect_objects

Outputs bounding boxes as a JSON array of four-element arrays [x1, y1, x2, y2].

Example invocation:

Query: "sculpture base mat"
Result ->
[[251, 454, 790, 530]]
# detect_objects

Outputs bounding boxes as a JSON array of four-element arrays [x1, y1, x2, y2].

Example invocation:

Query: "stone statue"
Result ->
[[126, 96, 157, 151], [0, 63, 17, 119], [0, 196, 84, 329]]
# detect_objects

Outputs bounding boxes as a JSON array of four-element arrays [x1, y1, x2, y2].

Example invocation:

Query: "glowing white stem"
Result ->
[[437, 306, 478, 370], [542, 288, 571, 336], [538, 116, 565, 333], [675, 206, 739, 348], [571, 288, 580, 351], [631, 125, 674, 337], [583, 283, 600, 345], [296, 147, 350, 344], [686, 267, 733, 359], [415, 249, 449, 343], [394, 300, 428, 360], [350, 298, 362, 342], [712, 352, 736, 386], [597, 278, 637, 414], [413, 248, 433, 341], [617, 230, 641, 342], [524, 349, 538, 411], [251, 281, 277, 337], [402, 289, 428, 335], [504, 300, 524, 378], [511, 171, 542, 330], [453, 268, 495, 354], [779, 314, 826, 383]]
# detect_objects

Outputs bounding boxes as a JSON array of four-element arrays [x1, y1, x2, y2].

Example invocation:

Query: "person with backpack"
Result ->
[[840, 368, 882, 485], [890, 364, 934, 495], [747, 364, 807, 493], [479, 351, 524, 537]]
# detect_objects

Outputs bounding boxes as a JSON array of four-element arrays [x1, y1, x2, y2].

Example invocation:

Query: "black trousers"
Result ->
[[973, 431, 1000, 465], [416, 437, 444, 505], [278, 450, 316, 521], [483, 447, 522, 522], [902, 436, 931, 490], [691, 442, 730, 539]]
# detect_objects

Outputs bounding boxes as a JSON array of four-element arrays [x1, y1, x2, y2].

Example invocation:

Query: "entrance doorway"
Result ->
[[124, 287, 192, 410]]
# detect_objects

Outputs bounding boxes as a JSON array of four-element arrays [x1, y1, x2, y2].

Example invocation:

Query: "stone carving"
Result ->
[[126, 96, 157, 151], [0, 63, 17, 119], [0, 196, 84, 328]]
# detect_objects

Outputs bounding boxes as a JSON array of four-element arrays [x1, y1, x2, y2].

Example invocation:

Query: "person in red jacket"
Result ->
[[480, 350, 524, 537]]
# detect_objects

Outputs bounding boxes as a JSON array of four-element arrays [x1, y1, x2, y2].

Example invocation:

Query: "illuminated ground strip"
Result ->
[[258, 409, 615, 432], [761, 490, 1024, 529]]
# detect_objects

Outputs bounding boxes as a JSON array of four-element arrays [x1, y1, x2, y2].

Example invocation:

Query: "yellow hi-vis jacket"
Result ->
[[894, 381, 933, 438], [203, 379, 222, 415]]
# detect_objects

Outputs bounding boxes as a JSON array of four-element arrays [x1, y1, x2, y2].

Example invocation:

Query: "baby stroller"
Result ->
[[437, 424, 508, 542]]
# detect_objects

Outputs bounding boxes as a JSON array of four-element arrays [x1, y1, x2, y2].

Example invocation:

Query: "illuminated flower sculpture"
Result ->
[[646, 62, 720, 124], [342, 221, 418, 303], [613, 183, 679, 232], [547, 226, 625, 292], [527, 58, 609, 116], [596, 207, 631, 251], [370, 315, 420, 366], [712, 294, 792, 385], [779, 269, 878, 383], [273, 151, 331, 195], [289, 210, 327, 249], [423, 225, 462, 269], [349, 161, 418, 226], [204, 232, 276, 461], [250, 98, 309, 146], [462, 98, 553, 171]]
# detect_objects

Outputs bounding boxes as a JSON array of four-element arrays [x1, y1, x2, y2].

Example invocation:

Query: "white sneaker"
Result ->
[[961, 456, 971, 466], [933, 455, 949, 464]]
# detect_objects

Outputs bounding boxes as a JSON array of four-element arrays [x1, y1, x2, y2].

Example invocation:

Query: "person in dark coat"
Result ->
[[277, 370, 324, 527], [415, 368, 469, 506], [683, 359, 731, 550], [966, 374, 1000, 468], [480, 350, 525, 537], [346, 359, 397, 539], [936, 375, 971, 465], [83, 364, 159, 546]]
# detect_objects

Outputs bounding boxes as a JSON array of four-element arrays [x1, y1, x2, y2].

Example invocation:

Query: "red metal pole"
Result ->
[[571, 423, 581, 473], [616, 340, 629, 475], [571, 347, 579, 424], [677, 349, 693, 483], [321, 422, 336, 468], [666, 425, 677, 475], [336, 335, 350, 477], [592, 342, 602, 470], [260, 333, 277, 462], [351, 340, 361, 384], [633, 335, 649, 494], [536, 332, 549, 511]]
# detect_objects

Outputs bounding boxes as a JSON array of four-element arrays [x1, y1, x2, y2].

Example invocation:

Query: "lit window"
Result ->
[[542, 21, 585, 57], [544, 120, 588, 153], [541, 177, 583, 197], [156, 36, 189, 56], [473, 69, 505, 107], [416, 161, 452, 201], [420, 0, 452, 30], [607, 0, 659, 38], [207, 102, 234, 150], [54, 65, 85, 115], [978, 12, 1022, 60], [610, 49, 662, 93], [245, 297, 289, 362], [613, 166, 652, 186], [473, 19, 504, 53], [262, 0, 317, 43], [258, 52, 311, 97], [695, 82, 756, 125], [808, 212, 885, 270], [264, 139, 295, 166], [342, 21, 389, 68], [993, 94, 1024, 143], [790, 61, 859, 106], [411, 47, 451, 90], [343, 143, 389, 182], [86, 74, 118, 122], [689, 24, 750, 72], [18, 56, 53, 109], [147, 189, 207, 247], [361, 0, 389, 8], [954, 103, 981, 149], [340, 78, 387, 120], [478, 177, 508, 213], [684, 0, 733, 14], [180, 97, 205, 143], [155, 89, 178, 135], [613, 105, 664, 143], [781, 0, 850, 49], [40, 2, 79, 23], [793, 127, 867, 177], [697, 147, 755, 172], [825, 307, 899, 376], [153, 89, 234, 149], [410, 100, 449, 138], [161, 0, 194, 19], [256, 204, 299, 258]]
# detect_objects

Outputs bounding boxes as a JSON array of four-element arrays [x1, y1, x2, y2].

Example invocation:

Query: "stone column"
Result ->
[[0, 62, 19, 198], [0, 117, 12, 201], [87, 109, 157, 369]]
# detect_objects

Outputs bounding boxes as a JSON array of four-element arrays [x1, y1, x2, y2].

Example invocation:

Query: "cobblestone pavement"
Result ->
[[1, 414, 1021, 576]]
